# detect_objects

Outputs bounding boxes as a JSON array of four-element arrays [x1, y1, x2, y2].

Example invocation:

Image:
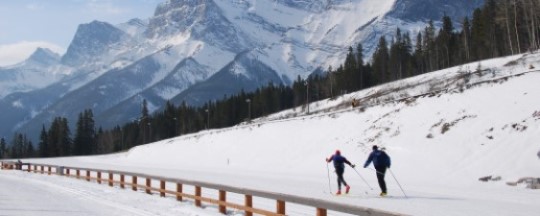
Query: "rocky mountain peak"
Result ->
[[61, 20, 131, 66], [27, 48, 61, 65], [146, 0, 251, 52]]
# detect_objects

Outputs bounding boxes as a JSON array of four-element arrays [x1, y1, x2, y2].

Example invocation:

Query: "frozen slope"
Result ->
[[22, 52, 540, 215]]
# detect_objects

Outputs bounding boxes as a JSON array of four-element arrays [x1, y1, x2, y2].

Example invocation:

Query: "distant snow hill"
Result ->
[[1, 0, 484, 141], [26, 51, 540, 216]]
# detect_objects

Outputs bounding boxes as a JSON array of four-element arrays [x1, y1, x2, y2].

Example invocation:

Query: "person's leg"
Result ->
[[340, 172, 348, 187], [336, 167, 345, 192], [376, 167, 387, 193]]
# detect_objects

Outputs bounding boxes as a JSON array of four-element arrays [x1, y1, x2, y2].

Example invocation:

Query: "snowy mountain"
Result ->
[[0, 48, 69, 97], [21, 51, 540, 216], [388, 0, 484, 21], [0, 0, 484, 141]]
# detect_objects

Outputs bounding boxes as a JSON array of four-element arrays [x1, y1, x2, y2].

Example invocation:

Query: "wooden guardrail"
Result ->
[[1, 161, 405, 216]]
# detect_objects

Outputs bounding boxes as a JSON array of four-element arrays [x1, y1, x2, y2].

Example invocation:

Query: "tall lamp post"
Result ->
[[305, 80, 310, 114], [147, 122, 152, 143], [205, 109, 209, 129], [173, 117, 178, 136], [120, 128, 124, 150], [246, 99, 251, 122]]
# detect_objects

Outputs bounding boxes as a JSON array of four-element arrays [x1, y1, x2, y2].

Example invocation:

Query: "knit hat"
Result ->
[[372, 145, 378, 150], [335, 150, 341, 155]]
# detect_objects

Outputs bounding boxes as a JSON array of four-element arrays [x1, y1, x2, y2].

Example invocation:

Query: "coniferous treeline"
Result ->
[[1, 0, 538, 158]]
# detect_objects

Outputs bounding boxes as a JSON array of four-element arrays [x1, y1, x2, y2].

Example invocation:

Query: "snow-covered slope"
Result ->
[[23, 52, 540, 215]]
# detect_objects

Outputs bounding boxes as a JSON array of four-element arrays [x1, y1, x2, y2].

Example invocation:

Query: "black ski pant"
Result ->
[[375, 166, 387, 193], [335, 167, 348, 190]]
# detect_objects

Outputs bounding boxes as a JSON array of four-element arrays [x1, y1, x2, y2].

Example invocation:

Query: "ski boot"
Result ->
[[345, 185, 350, 194]]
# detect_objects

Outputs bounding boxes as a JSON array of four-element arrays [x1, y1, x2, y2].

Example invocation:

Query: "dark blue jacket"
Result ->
[[364, 150, 391, 168], [328, 154, 352, 169]]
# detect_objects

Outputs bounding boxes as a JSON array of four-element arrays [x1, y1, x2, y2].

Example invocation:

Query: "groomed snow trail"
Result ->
[[0, 170, 222, 216]]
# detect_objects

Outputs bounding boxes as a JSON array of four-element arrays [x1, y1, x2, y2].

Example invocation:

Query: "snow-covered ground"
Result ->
[[6, 52, 540, 215], [0, 171, 221, 216]]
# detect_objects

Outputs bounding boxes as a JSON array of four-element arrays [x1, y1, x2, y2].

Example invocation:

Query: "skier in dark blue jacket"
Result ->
[[364, 145, 391, 196], [326, 150, 355, 195]]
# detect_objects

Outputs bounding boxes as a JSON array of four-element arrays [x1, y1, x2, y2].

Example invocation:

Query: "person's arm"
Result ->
[[344, 158, 355, 168], [386, 153, 391, 168], [364, 153, 374, 168], [326, 155, 334, 163]]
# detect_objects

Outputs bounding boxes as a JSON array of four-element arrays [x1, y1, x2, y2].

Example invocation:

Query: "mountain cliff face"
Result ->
[[388, 0, 484, 21], [0, 0, 484, 141], [61, 21, 133, 67]]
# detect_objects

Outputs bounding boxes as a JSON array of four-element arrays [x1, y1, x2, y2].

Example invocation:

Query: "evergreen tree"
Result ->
[[0, 137, 7, 158], [10, 133, 24, 158], [413, 32, 425, 75], [73, 109, 96, 155], [438, 15, 455, 68], [471, 8, 487, 60], [38, 125, 48, 157], [26, 141, 35, 158], [139, 99, 151, 144], [424, 20, 437, 71], [461, 17, 472, 62], [344, 46, 357, 92], [372, 36, 390, 84], [326, 66, 335, 98], [47, 117, 72, 157], [389, 28, 413, 80], [355, 43, 365, 90]]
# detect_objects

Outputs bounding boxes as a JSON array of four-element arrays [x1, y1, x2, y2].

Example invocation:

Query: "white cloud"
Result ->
[[86, 0, 127, 15], [0, 41, 65, 66]]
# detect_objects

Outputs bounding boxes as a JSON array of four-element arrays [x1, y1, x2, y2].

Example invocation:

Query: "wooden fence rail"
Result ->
[[1, 161, 405, 216]]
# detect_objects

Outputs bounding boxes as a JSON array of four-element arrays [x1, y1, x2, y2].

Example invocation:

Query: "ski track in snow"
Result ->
[[0, 171, 223, 216]]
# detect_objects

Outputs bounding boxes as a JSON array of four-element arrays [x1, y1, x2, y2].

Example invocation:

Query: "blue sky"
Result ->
[[0, 0, 163, 66]]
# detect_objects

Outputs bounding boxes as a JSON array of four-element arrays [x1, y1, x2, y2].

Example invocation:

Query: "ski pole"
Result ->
[[352, 167, 373, 190], [368, 167, 408, 198], [367, 167, 385, 175], [388, 168, 408, 198], [326, 162, 332, 193]]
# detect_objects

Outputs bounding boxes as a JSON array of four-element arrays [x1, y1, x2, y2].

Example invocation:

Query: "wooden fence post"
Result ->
[[97, 172, 102, 184], [146, 178, 151, 194], [245, 195, 253, 216], [176, 183, 183, 201], [316, 208, 327, 216], [66, 168, 70, 176], [40, 166, 44, 174], [160, 180, 166, 197], [47, 166, 51, 175], [109, 172, 113, 187], [219, 190, 226, 214], [76, 170, 80, 179], [132, 176, 137, 191], [276, 200, 286, 215], [120, 174, 125, 189], [86, 170, 90, 181], [195, 186, 202, 207], [27, 164, 31, 172]]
